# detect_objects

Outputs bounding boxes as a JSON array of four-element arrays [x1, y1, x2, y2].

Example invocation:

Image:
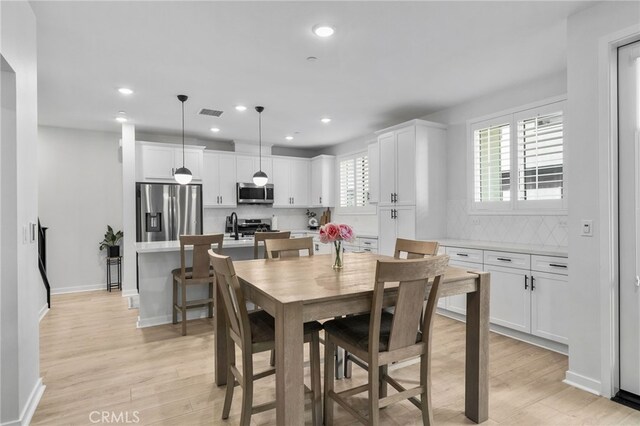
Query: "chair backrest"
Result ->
[[179, 234, 224, 279], [209, 250, 252, 348], [394, 238, 440, 260], [369, 255, 449, 353], [253, 231, 291, 259], [264, 236, 314, 259]]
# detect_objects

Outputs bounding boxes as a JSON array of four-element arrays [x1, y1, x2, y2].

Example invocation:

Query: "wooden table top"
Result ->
[[233, 252, 480, 305]]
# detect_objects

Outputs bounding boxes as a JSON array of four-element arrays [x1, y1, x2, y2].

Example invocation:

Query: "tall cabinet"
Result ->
[[375, 120, 447, 255]]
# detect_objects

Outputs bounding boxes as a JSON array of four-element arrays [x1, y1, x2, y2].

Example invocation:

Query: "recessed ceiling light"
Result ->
[[321, 117, 331, 124], [306, 56, 318, 62], [285, 136, 294, 141], [235, 105, 247, 112], [210, 127, 220, 133], [313, 25, 335, 38], [115, 117, 128, 123], [118, 88, 133, 95]]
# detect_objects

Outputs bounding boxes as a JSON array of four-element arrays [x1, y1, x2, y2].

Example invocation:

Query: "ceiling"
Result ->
[[31, 1, 595, 149]]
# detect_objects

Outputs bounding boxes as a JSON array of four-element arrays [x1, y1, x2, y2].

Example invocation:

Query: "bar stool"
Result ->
[[172, 234, 223, 336]]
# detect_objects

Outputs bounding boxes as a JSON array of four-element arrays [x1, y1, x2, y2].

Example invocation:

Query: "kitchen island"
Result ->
[[135, 237, 257, 328]]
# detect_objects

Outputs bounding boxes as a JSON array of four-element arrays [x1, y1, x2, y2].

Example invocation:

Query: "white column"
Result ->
[[121, 123, 137, 297]]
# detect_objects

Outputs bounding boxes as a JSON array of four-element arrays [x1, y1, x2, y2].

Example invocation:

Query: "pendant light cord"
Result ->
[[181, 100, 185, 167], [258, 110, 262, 172]]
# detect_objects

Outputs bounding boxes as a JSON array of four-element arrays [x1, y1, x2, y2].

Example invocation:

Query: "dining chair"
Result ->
[[264, 236, 314, 259], [394, 238, 440, 259], [171, 233, 223, 336], [253, 231, 291, 259], [323, 255, 450, 426], [209, 251, 324, 426], [345, 237, 441, 377]]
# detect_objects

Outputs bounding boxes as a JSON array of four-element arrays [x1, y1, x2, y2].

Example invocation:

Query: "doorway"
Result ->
[[617, 40, 640, 407]]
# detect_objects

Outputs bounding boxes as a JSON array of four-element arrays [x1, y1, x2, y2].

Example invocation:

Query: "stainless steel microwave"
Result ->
[[237, 183, 274, 204]]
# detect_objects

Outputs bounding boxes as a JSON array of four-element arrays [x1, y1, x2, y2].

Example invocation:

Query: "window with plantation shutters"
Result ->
[[517, 111, 564, 201], [339, 153, 369, 209], [473, 121, 511, 203], [469, 98, 566, 212]]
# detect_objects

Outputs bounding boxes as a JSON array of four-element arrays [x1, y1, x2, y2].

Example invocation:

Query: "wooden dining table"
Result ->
[[213, 252, 490, 425]]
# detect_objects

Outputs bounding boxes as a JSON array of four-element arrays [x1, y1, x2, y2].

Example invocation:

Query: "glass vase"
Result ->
[[333, 241, 344, 270]]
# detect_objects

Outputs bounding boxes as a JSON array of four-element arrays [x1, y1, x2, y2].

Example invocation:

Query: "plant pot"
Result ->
[[108, 245, 120, 258]]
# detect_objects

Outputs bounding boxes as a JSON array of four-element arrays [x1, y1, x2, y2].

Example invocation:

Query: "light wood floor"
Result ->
[[32, 291, 640, 425]]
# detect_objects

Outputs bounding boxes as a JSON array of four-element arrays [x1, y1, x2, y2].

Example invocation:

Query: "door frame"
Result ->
[[598, 24, 640, 399]]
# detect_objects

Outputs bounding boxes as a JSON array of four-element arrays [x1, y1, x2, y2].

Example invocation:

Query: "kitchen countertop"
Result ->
[[437, 239, 568, 257]]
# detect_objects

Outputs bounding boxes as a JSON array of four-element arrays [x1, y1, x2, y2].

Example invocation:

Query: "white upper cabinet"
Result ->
[[203, 151, 237, 208], [367, 142, 379, 204], [136, 141, 204, 182], [236, 155, 273, 184], [310, 155, 336, 207], [377, 127, 416, 206], [272, 157, 310, 207]]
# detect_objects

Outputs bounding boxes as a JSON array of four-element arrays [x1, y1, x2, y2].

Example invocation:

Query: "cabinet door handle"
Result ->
[[496, 257, 512, 262], [531, 275, 536, 291], [394, 193, 398, 203], [390, 193, 394, 203], [390, 209, 394, 219], [524, 275, 529, 290], [319, 196, 322, 204], [549, 263, 567, 268], [456, 253, 469, 257], [366, 192, 370, 201], [171, 168, 175, 176], [220, 196, 223, 204]]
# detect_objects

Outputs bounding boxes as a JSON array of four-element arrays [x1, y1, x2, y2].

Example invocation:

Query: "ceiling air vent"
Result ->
[[199, 108, 223, 117]]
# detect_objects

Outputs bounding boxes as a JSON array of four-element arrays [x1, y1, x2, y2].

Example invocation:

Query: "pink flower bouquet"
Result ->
[[319, 223, 355, 269]]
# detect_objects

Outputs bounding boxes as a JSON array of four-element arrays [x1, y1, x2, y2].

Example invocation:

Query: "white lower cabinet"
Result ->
[[485, 264, 531, 334], [439, 246, 569, 347], [378, 206, 415, 256]]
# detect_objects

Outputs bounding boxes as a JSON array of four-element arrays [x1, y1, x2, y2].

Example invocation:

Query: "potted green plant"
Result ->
[[99, 225, 123, 258]]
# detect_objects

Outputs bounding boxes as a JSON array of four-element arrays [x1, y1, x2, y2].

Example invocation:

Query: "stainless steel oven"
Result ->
[[236, 183, 274, 204]]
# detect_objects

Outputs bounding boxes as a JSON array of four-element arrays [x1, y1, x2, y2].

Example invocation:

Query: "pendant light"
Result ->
[[252, 106, 268, 186], [174, 94, 192, 185]]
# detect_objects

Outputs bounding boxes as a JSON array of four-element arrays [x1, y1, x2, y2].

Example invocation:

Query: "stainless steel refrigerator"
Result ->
[[136, 183, 203, 242]]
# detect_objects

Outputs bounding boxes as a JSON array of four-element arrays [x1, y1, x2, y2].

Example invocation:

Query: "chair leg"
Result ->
[[222, 337, 235, 420], [181, 281, 187, 336], [208, 281, 214, 318], [324, 337, 335, 425], [420, 352, 434, 426], [310, 332, 322, 426], [368, 359, 380, 426], [379, 364, 388, 399], [240, 351, 254, 426], [344, 351, 352, 378], [270, 350, 275, 367], [172, 278, 178, 324]]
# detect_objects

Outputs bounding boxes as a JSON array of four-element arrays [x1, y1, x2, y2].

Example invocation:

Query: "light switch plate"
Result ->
[[581, 220, 593, 237]]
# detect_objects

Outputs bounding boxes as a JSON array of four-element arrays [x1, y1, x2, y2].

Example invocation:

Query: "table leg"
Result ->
[[214, 279, 228, 386], [465, 272, 490, 423], [275, 301, 304, 425]]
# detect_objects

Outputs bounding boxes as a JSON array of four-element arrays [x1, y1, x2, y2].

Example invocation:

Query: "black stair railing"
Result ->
[[38, 220, 51, 308]]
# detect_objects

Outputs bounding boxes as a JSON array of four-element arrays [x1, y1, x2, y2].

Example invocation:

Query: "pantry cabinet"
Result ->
[[310, 155, 335, 207], [136, 141, 204, 182], [378, 206, 416, 256], [272, 157, 310, 207], [203, 151, 236, 208]]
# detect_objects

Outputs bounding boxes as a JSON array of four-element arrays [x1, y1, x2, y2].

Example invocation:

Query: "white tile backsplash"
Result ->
[[446, 199, 568, 247], [203, 206, 322, 233]]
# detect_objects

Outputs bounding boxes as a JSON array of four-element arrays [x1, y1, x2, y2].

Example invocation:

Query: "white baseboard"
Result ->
[[1, 378, 46, 426], [121, 289, 138, 298], [50, 283, 105, 295], [137, 308, 210, 328], [564, 371, 601, 396], [38, 303, 49, 322]]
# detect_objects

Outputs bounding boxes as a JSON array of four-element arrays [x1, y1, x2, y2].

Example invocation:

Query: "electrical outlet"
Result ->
[[471, 217, 480, 226], [581, 220, 593, 237]]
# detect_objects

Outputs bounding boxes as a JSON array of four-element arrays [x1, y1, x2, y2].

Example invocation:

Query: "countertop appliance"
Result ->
[[237, 182, 274, 204], [136, 182, 203, 242], [225, 217, 272, 237]]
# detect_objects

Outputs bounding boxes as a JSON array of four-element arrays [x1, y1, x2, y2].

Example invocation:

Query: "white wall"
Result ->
[[0, 2, 45, 424], [565, 1, 640, 395], [422, 71, 569, 246], [38, 126, 123, 294]]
